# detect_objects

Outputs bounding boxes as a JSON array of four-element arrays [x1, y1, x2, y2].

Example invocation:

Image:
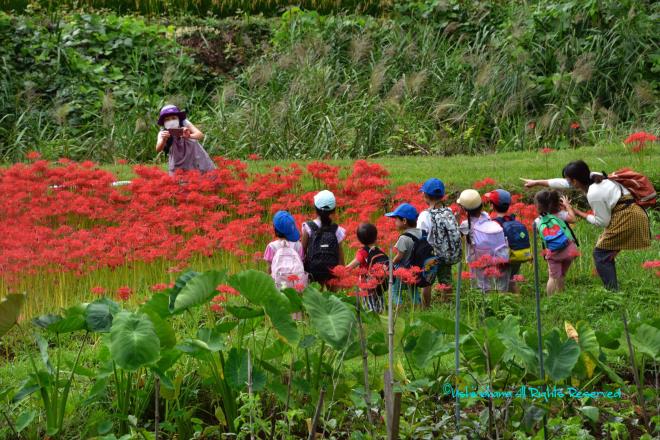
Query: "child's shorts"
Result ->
[[545, 241, 578, 278]]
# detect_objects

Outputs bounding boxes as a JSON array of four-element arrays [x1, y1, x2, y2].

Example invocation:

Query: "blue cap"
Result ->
[[385, 203, 418, 221], [419, 178, 445, 197], [273, 210, 300, 242], [485, 189, 511, 208]]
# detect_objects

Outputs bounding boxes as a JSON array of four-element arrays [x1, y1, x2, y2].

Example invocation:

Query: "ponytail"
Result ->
[[316, 207, 335, 227]]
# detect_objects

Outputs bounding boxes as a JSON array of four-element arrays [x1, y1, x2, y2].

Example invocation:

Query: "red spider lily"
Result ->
[[483, 266, 502, 278], [293, 283, 306, 292], [26, 151, 41, 161], [468, 254, 506, 270], [329, 265, 359, 289], [570, 122, 580, 130], [150, 283, 169, 292], [527, 121, 536, 130], [642, 260, 660, 269], [247, 153, 262, 161], [287, 274, 300, 282], [116, 286, 133, 301], [434, 283, 452, 293], [393, 266, 422, 285], [117, 159, 128, 165], [91, 286, 106, 296], [473, 178, 496, 190], [210, 303, 223, 313], [511, 274, 525, 283], [461, 271, 474, 280], [623, 131, 657, 153], [540, 147, 555, 155], [216, 284, 240, 296]]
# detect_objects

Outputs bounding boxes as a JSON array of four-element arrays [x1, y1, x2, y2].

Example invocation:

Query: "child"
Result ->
[[534, 190, 579, 295], [264, 210, 307, 290], [457, 189, 511, 292], [301, 190, 346, 287], [346, 223, 389, 313], [484, 189, 532, 293], [385, 203, 424, 305], [155, 105, 216, 175], [417, 178, 461, 306]]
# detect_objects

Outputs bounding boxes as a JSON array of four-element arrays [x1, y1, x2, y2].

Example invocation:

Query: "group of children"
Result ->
[[263, 179, 581, 313]]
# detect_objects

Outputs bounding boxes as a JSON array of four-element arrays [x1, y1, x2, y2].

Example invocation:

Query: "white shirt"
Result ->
[[548, 173, 629, 228], [417, 210, 432, 233]]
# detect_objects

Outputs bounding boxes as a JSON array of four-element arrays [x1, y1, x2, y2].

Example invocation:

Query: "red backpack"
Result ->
[[608, 168, 657, 208]]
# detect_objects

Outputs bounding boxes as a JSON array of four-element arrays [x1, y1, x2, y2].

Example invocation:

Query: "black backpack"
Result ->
[[402, 233, 439, 288], [304, 222, 340, 283]]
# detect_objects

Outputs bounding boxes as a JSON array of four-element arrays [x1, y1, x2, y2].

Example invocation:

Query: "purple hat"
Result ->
[[157, 105, 186, 126]]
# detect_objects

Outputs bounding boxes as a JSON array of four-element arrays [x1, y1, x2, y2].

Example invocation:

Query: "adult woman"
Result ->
[[155, 105, 216, 175], [523, 160, 651, 291]]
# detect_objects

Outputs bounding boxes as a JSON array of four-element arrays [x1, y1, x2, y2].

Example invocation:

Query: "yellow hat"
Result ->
[[457, 189, 482, 210]]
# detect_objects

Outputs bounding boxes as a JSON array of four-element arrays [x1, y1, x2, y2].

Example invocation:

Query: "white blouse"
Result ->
[[548, 173, 629, 228]]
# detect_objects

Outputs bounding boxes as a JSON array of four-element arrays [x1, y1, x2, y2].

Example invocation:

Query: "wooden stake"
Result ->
[[355, 287, 375, 434], [532, 227, 548, 440], [454, 258, 463, 431], [308, 388, 325, 440]]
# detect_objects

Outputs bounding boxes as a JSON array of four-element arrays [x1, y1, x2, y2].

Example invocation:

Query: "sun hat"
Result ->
[[484, 189, 511, 208], [313, 190, 336, 211], [157, 105, 187, 126], [385, 203, 419, 221], [419, 178, 445, 197], [457, 189, 482, 210], [273, 210, 300, 242]]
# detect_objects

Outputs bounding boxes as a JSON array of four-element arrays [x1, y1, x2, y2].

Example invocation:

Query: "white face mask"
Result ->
[[163, 119, 179, 129]]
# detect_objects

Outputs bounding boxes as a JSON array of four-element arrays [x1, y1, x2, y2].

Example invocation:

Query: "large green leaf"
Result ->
[[544, 329, 580, 381], [34, 305, 86, 334], [172, 270, 226, 313], [229, 270, 299, 344], [144, 310, 176, 349], [86, 300, 117, 333], [0, 294, 25, 338], [224, 347, 266, 392], [168, 270, 201, 311], [498, 315, 537, 371], [141, 293, 170, 318], [630, 323, 660, 361], [412, 330, 453, 368], [302, 287, 355, 351], [110, 311, 160, 371]]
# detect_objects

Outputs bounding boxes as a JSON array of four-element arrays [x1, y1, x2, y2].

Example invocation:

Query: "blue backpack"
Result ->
[[494, 215, 532, 263], [537, 214, 576, 252]]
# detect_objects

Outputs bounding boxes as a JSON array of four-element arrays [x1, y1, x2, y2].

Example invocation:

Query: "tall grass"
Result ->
[[0, 1, 657, 162]]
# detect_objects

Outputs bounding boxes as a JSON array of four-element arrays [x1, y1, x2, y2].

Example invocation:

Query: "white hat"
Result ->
[[313, 190, 336, 211], [457, 189, 482, 210]]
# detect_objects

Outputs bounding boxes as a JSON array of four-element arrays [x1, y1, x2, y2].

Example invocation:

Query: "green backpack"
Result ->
[[537, 214, 578, 252]]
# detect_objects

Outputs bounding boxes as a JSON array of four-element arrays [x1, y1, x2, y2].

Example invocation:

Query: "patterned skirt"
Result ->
[[596, 196, 651, 250]]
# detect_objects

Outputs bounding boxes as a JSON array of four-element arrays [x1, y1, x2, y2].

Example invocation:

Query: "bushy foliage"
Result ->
[[0, 1, 657, 161]]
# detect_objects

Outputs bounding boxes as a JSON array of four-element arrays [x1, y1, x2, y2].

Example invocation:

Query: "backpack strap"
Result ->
[[306, 221, 319, 233], [402, 232, 419, 242], [564, 221, 580, 247], [493, 216, 504, 226]]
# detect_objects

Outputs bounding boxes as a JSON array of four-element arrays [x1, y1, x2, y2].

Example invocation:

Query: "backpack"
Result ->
[[304, 222, 340, 283], [537, 214, 577, 252], [608, 168, 657, 208], [469, 216, 510, 262], [402, 233, 439, 287], [361, 247, 389, 313], [493, 215, 532, 264], [427, 208, 462, 265], [270, 241, 307, 289]]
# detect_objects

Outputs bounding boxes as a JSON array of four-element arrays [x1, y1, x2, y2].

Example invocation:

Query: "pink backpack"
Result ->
[[469, 216, 509, 262], [270, 241, 308, 289]]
